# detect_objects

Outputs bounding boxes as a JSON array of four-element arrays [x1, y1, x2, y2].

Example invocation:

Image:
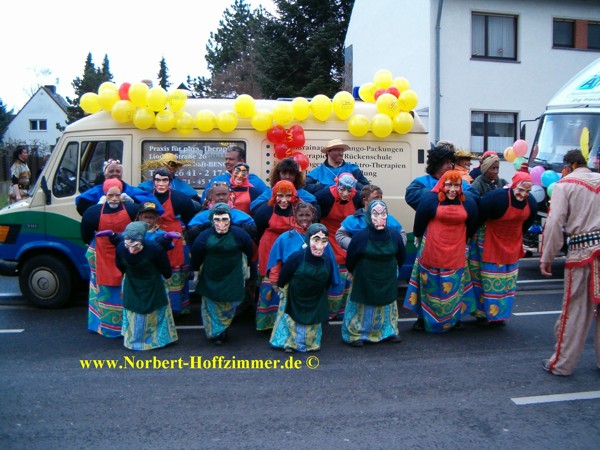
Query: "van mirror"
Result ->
[[41, 176, 51, 205]]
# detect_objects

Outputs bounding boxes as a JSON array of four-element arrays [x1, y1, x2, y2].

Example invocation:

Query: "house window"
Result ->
[[472, 13, 517, 60], [553, 19, 574, 48], [471, 111, 517, 153], [553, 18, 600, 51], [29, 119, 47, 131]]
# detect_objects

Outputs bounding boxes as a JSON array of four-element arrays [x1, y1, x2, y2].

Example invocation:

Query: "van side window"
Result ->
[[52, 142, 79, 198], [79, 141, 124, 192]]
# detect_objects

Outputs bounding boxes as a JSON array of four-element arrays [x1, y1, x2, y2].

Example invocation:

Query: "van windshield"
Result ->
[[531, 112, 600, 171]]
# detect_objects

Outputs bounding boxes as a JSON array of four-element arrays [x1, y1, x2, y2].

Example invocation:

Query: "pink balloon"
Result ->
[[530, 165, 545, 185], [513, 139, 528, 157]]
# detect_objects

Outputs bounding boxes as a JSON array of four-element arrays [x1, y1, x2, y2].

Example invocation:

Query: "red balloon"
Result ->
[[119, 82, 131, 101], [291, 151, 310, 171], [374, 88, 386, 101], [288, 124, 304, 135], [267, 125, 286, 144], [385, 86, 400, 98], [274, 142, 291, 159]]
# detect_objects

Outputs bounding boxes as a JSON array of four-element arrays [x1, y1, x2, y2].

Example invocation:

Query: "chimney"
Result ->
[[44, 85, 56, 94]]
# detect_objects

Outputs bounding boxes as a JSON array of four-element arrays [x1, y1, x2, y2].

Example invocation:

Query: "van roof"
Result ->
[[66, 97, 427, 134], [547, 57, 600, 109]]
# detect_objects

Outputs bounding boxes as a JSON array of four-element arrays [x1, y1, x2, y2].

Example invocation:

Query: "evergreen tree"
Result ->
[[256, 0, 354, 99], [66, 53, 114, 125], [158, 57, 171, 90], [0, 98, 14, 143]]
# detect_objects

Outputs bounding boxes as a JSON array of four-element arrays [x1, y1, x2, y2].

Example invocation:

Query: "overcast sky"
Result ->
[[3, 0, 275, 111]]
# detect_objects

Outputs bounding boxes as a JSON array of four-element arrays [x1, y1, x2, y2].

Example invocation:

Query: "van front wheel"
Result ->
[[19, 255, 72, 308]]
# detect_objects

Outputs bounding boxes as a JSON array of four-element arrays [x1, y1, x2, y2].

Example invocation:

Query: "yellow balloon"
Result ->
[[358, 82, 377, 103], [80, 92, 101, 114], [217, 111, 238, 133], [98, 89, 120, 112], [376, 93, 400, 117], [332, 91, 355, 120], [373, 69, 393, 89], [398, 90, 418, 112], [176, 111, 194, 134], [504, 146, 516, 162], [155, 110, 175, 132], [310, 94, 332, 121], [147, 87, 168, 112], [392, 77, 411, 93], [129, 82, 150, 107], [580, 126, 590, 160], [347, 114, 370, 137], [133, 107, 155, 130], [251, 109, 273, 132], [393, 112, 414, 134], [272, 102, 294, 125], [292, 97, 310, 121], [168, 90, 187, 113], [111, 100, 135, 123], [98, 82, 118, 95], [234, 94, 256, 118], [371, 113, 393, 138], [195, 110, 217, 132]]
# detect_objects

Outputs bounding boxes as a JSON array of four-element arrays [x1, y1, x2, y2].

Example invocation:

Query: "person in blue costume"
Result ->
[[250, 158, 318, 215], [201, 146, 268, 203], [139, 152, 201, 211], [76, 159, 164, 216], [115, 221, 178, 351], [342, 200, 406, 347], [190, 203, 254, 345], [405, 142, 478, 211], [270, 223, 337, 353], [336, 184, 406, 251], [303, 139, 370, 194]]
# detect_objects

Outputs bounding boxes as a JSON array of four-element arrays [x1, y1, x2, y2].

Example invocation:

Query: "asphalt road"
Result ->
[[1, 258, 599, 449]]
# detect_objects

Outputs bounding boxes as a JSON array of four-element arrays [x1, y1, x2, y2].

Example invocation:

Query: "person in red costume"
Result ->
[[315, 173, 362, 319], [228, 162, 261, 215], [472, 171, 538, 325], [404, 170, 478, 333], [80, 178, 139, 338], [253, 180, 299, 330]]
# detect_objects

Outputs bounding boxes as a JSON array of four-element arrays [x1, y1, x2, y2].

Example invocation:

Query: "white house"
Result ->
[[2, 85, 68, 154], [345, 0, 600, 153]]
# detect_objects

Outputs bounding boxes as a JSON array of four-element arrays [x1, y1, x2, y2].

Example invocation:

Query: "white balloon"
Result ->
[[531, 184, 546, 203]]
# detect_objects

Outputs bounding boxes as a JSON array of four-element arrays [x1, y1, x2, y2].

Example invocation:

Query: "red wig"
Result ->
[[431, 169, 465, 202], [268, 180, 298, 206]]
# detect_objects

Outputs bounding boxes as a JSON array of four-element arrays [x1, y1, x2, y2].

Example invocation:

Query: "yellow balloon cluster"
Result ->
[[349, 70, 418, 137]]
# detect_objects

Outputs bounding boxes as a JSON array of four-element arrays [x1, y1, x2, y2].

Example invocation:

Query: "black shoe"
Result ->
[[489, 320, 506, 327], [453, 321, 464, 330], [214, 330, 228, 345], [387, 334, 402, 343], [349, 340, 364, 347], [412, 318, 425, 332]]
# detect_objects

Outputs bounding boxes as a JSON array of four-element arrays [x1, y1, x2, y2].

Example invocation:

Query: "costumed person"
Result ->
[[336, 184, 406, 251], [135, 202, 173, 249], [253, 180, 298, 330], [454, 148, 477, 183], [147, 168, 196, 315], [9, 145, 30, 203], [471, 172, 538, 325], [222, 162, 262, 215], [540, 150, 600, 376], [75, 159, 162, 216], [270, 223, 337, 353], [303, 139, 370, 194], [404, 170, 478, 333], [342, 200, 406, 347], [469, 150, 497, 180], [139, 152, 201, 210], [115, 221, 178, 351], [250, 157, 318, 215], [80, 179, 139, 337], [405, 143, 477, 211], [201, 146, 268, 203], [315, 173, 362, 319], [471, 154, 509, 196], [190, 203, 254, 345]]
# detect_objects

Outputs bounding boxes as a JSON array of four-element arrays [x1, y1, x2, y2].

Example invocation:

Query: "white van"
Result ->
[[0, 98, 429, 307]]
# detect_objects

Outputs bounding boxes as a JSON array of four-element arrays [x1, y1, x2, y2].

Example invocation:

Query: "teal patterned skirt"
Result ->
[[122, 304, 178, 351], [341, 299, 399, 344]]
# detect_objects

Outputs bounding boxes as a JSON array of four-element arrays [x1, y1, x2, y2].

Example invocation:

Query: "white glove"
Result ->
[[120, 193, 133, 203], [414, 237, 421, 248], [98, 195, 107, 204]]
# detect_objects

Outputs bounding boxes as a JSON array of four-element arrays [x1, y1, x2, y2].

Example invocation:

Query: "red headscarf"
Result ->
[[431, 169, 466, 202], [509, 171, 533, 188], [103, 178, 123, 194], [268, 180, 298, 206]]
